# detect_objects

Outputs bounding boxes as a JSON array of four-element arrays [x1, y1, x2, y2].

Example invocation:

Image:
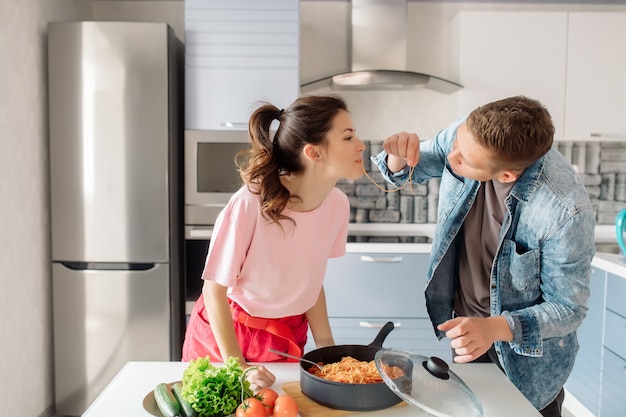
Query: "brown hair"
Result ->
[[236, 94, 348, 225], [466, 95, 554, 170]]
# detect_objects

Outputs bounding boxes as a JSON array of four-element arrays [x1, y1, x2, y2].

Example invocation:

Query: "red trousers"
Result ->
[[182, 295, 308, 362]]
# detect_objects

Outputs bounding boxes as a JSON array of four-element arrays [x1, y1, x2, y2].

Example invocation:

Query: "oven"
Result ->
[[183, 130, 250, 315]]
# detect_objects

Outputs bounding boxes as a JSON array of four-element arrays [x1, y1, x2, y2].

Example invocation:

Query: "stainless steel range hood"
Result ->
[[300, 0, 462, 94]]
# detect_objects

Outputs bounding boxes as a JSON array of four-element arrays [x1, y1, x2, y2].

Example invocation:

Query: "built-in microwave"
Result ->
[[184, 129, 254, 311], [184, 129, 250, 239]]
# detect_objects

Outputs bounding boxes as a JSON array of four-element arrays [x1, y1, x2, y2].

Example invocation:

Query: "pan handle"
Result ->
[[367, 321, 395, 349], [359, 321, 401, 328]]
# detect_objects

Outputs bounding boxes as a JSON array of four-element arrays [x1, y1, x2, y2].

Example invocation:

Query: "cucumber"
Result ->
[[171, 382, 197, 417], [154, 383, 181, 417]]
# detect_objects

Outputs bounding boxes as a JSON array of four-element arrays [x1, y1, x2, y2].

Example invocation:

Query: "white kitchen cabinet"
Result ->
[[459, 11, 568, 139], [459, 11, 626, 143], [564, 12, 626, 141], [184, 0, 299, 130], [306, 251, 451, 359]]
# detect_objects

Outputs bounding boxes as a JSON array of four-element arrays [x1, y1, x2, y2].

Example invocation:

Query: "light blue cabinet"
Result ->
[[599, 273, 626, 417], [306, 251, 451, 359], [566, 264, 626, 417], [565, 267, 605, 415], [600, 349, 626, 417], [323, 253, 428, 318]]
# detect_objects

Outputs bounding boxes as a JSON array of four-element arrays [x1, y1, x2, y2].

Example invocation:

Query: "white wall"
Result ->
[[0, 2, 182, 416], [92, 1, 185, 41], [0, 2, 92, 416]]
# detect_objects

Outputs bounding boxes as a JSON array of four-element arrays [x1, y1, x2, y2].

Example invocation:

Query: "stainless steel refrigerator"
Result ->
[[47, 21, 184, 416]]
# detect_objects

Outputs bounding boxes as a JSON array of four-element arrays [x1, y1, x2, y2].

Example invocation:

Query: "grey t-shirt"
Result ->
[[454, 180, 514, 318]]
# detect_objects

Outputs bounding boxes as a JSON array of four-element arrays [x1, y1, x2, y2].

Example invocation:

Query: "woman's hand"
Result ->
[[244, 364, 276, 391]]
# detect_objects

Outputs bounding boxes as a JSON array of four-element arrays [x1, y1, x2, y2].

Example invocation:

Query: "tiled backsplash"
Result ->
[[557, 141, 626, 224], [337, 141, 626, 240]]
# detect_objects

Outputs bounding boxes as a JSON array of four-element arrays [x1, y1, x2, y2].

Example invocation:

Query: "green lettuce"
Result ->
[[180, 356, 253, 417]]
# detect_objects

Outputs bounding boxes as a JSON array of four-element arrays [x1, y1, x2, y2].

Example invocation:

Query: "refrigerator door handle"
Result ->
[[61, 262, 156, 271]]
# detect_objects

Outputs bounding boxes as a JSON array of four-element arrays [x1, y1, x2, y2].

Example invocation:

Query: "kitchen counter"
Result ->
[[82, 361, 540, 417], [592, 251, 626, 278]]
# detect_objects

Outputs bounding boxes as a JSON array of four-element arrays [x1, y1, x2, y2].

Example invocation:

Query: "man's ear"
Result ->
[[496, 169, 522, 183], [303, 144, 320, 161]]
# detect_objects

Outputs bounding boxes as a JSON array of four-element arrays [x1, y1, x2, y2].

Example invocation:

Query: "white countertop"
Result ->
[[82, 361, 540, 417], [194, 224, 618, 245], [591, 251, 626, 278]]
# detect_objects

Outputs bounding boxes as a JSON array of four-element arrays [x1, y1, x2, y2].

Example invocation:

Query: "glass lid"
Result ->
[[374, 348, 484, 417]]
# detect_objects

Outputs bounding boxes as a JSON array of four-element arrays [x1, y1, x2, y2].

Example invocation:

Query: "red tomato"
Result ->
[[272, 395, 298, 417], [236, 397, 266, 417], [256, 388, 279, 417]]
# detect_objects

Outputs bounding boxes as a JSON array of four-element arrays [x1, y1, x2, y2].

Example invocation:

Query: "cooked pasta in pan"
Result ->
[[307, 356, 404, 384]]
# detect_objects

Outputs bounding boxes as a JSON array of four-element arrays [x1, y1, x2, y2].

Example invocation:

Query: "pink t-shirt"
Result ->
[[201, 186, 349, 318]]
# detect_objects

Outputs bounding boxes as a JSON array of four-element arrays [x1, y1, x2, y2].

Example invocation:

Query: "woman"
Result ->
[[182, 95, 365, 389]]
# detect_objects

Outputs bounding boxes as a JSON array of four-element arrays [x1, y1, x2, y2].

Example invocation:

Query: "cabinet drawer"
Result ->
[[600, 348, 626, 417], [304, 318, 451, 359], [604, 309, 626, 359], [323, 253, 429, 318], [328, 318, 437, 347], [606, 273, 626, 317]]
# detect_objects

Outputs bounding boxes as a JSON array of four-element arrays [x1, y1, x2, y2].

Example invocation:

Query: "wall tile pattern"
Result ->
[[557, 141, 626, 224], [338, 140, 626, 242]]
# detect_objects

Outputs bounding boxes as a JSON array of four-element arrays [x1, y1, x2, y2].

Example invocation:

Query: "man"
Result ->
[[372, 96, 595, 417]]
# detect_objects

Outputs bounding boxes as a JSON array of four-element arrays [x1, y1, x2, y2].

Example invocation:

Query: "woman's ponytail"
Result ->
[[237, 104, 291, 225]]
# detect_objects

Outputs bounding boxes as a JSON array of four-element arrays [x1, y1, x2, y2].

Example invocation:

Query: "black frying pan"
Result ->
[[299, 321, 403, 411]]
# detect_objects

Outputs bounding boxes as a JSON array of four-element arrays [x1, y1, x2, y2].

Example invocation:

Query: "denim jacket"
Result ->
[[372, 117, 595, 410]]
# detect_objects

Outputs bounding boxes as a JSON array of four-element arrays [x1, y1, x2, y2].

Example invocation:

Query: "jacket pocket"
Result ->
[[500, 239, 541, 304]]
